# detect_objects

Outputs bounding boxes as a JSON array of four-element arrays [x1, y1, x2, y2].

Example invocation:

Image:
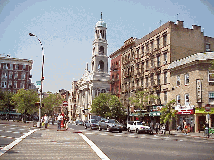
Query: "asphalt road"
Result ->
[[0, 121, 35, 149], [70, 124, 214, 160]]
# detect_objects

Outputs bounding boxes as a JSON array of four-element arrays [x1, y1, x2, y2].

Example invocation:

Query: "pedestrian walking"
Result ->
[[43, 114, 49, 129], [183, 120, 187, 135], [57, 113, 63, 131], [155, 122, 160, 134]]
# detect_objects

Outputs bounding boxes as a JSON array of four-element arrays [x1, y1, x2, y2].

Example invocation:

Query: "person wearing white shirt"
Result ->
[[57, 114, 63, 131]]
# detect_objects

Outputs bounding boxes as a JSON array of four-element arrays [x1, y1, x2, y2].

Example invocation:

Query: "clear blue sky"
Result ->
[[0, 0, 213, 93]]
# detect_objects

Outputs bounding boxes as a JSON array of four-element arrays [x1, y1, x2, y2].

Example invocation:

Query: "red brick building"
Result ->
[[0, 55, 33, 93]]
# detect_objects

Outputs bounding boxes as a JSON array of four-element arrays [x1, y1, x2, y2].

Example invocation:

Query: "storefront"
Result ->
[[195, 108, 214, 132], [175, 105, 195, 132]]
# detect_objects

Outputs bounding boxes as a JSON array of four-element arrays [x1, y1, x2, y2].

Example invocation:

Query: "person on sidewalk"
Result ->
[[183, 120, 187, 135], [57, 113, 63, 131], [43, 114, 49, 129]]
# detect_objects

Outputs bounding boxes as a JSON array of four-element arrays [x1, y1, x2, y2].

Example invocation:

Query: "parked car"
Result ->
[[98, 119, 123, 133], [128, 121, 153, 134], [85, 119, 99, 130]]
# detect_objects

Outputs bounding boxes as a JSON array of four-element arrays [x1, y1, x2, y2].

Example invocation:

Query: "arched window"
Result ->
[[99, 46, 104, 55], [98, 60, 104, 72]]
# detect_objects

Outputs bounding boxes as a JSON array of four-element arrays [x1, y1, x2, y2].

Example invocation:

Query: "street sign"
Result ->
[[36, 81, 41, 85], [205, 104, 211, 112]]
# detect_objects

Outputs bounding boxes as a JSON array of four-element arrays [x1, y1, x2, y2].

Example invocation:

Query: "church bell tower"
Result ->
[[91, 12, 108, 74]]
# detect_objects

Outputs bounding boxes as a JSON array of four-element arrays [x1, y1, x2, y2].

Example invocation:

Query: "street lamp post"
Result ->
[[29, 33, 44, 128]]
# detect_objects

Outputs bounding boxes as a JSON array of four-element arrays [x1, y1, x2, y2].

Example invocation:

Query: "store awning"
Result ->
[[195, 108, 214, 114], [129, 113, 149, 117]]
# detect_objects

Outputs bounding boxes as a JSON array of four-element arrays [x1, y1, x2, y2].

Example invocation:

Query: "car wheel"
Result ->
[[119, 130, 122, 133], [99, 126, 102, 131], [107, 126, 110, 132], [136, 129, 140, 134], [85, 126, 87, 129]]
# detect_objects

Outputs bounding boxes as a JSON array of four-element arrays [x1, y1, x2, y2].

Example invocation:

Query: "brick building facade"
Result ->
[[0, 55, 33, 93]]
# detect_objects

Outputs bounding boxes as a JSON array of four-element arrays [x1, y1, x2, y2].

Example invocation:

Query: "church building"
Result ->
[[68, 13, 110, 121]]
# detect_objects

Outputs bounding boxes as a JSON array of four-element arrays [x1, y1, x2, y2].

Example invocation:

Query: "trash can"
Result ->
[[204, 127, 209, 136]]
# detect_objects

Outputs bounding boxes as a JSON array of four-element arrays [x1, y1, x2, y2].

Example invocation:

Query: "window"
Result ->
[[2, 63, 7, 69], [163, 52, 167, 64], [151, 41, 154, 51], [23, 65, 26, 70], [1, 81, 7, 88], [150, 73, 154, 85], [164, 72, 167, 84], [185, 73, 189, 85], [206, 43, 210, 52], [1, 71, 7, 79], [21, 72, 25, 79], [146, 43, 149, 53], [8, 81, 12, 88], [14, 72, 18, 79], [157, 56, 160, 67], [141, 78, 144, 87], [176, 95, 181, 105], [146, 60, 149, 70], [185, 94, 189, 106], [208, 71, 214, 82], [99, 46, 104, 55], [20, 82, 25, 89], [141, 46, 144, 56], [9, 72, 13, 79], [98, 60, 104, 72], [13, 81, 17, 88], [157, 74, 160, 85], [163, 33, 167, 47], [209, 92, 214, 104], [156, 37, 160, 49], [141, 62, 144, 72], [177, 75, 180, 86], [146, 77, 148, 87], [15, 64, 19, 70], [10, 64, 13, 70]]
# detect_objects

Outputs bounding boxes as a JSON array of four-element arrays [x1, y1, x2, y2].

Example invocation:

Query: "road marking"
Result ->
[[0, 129, 37, 157], [114, 134, 122, 136], [6, 131, 12, 133], [0, 130, 2, 132], [79, 133, 110, 160], [85, 132, 94, 135], [13, 132, 20, 134]]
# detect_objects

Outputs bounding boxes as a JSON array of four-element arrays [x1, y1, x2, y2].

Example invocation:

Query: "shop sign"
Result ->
[[195, 108, 214, 114], [177, 109, 194, 114], [196, 79, 202, 102]]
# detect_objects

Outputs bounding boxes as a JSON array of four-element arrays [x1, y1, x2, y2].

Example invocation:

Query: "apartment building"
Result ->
[[169, 52, 214, 132], [114, 20, 214, 125], [109, 49, 122, 97], [0, 55, 33, 93]]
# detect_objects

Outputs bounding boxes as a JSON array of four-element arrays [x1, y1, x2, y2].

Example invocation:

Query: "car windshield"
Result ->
[[91, 119, 97, 123], [136, 122, 142, 125]]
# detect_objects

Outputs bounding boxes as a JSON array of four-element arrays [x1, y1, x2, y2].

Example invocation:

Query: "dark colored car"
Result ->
[[85, 119, 99, 130], [98, 119, 123, 133]]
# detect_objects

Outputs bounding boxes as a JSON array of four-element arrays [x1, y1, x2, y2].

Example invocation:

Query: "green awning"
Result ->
[[129, 113, 149, 117], [149, 111, 161, 116]]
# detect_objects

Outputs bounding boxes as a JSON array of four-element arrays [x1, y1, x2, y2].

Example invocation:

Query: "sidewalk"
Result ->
[[156, 130, 214, 140], [0, 122, 102, 160]]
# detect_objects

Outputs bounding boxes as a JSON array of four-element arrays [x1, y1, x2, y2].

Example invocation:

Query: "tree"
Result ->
[[129, 90, 158, 110], [160, 99, 177, 134], [12, 89, 39, 122], [0, 90, 14, 113], [91, 93, 125, 120], [42, 92, 64, 116]]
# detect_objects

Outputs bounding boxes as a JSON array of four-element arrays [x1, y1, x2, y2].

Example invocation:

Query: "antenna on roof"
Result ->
[[159, 20, 162, 26], [101, 12, 102, 20], [177, 13, 180, 21]]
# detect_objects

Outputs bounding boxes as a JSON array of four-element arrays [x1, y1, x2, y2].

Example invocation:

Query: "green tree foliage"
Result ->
[[91, 93, 125, 120], [0, 90, 14, 111], [42, 92, 64, 115], [129, 90, 158, 110], [12, 89, 39, 115], [160, 99, 177, 134]]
